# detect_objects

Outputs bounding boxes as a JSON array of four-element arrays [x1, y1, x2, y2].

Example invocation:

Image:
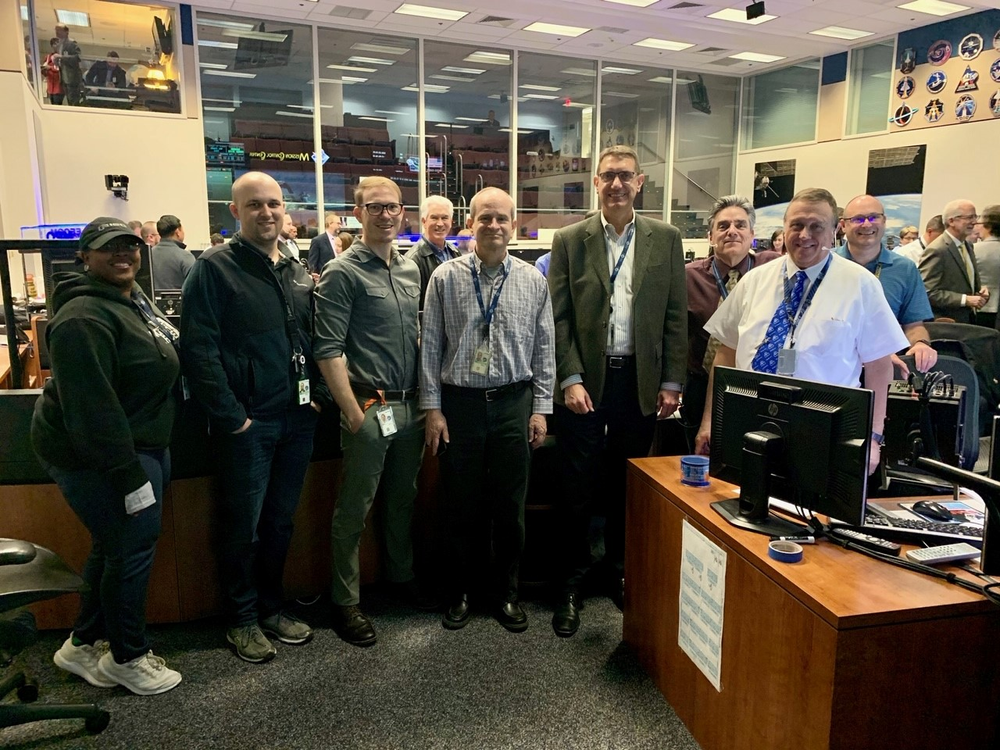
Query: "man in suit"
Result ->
[[548, 145, 687, 637], [412, 195, 459, 308], [308, 213, 342, 274], [53, 23, 82, 106], [919, 200, 988, 324], [84, 51, 128, 94]]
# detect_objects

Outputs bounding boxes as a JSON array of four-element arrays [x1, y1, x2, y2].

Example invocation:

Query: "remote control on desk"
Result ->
[[827, 526, 902, 556]]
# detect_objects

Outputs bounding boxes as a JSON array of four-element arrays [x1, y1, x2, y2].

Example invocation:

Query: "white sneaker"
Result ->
[[53, 636, 116, 688], [97, 650, 182, 696]]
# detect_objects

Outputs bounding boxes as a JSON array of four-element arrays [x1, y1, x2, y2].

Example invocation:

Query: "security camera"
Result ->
[[105, 174, 129, 201]]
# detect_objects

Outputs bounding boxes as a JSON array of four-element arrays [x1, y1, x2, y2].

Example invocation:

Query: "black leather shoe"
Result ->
[[611, 577, 625, 612], [332, 605, 377, 647], [552, 593, 581, 637], [442, 594, 470, 630], [390, 579, 441, 612], [496, 599, 528, 633]]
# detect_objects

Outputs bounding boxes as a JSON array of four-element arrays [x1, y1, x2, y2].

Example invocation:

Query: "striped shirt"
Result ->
[[419, 252, 555, 413], [601, 211, 636, 356]]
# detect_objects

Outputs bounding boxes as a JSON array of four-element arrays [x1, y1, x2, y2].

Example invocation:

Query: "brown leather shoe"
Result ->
[[332, 605, 377, 647]]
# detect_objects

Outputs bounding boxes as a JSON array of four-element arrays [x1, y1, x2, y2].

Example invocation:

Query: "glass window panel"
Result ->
[[423, 40, 512, 233], [21, 3, 37, 94], [671, 72, 739, 239], [35, 1, 181, 113], [517, 52, 596, 240], [198, 12, 316, 239], [741, 61, 820, 150], [600, 64, 673, 221], [846, 41, 895, 136], [316, 30, 419, 234]]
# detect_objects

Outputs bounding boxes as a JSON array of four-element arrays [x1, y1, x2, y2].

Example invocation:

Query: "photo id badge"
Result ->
[[376, 404, 397, 437], [471, 342, 490, 376], [777, 348, 797, 376], [298, 377, 311, 406]]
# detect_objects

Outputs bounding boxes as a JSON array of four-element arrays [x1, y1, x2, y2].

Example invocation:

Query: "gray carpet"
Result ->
[[2, 591, 700, 750]]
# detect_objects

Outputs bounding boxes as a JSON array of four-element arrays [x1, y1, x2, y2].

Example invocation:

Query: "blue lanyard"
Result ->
[[784, 254, 832, 347], [609, 224, 635, 289], [470, 255, 509, 328], [710, 254, 754, 300]]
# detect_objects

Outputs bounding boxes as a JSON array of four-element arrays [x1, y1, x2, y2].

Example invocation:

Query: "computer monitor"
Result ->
[[709, 366, 874, 536]]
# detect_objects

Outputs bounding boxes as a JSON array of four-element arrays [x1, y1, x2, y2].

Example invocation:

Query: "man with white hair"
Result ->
[[412, 195, 459, 308], [919, 199, 988, 324]]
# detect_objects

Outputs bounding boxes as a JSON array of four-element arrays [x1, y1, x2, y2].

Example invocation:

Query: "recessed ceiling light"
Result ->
[[648, 76, 674, 84], [520, 84, 562, 92], [203, 70, 257, 79], [341, 76, 369, 83], [204, 106, 237, 113], [351, 42, 411, 55], [523, 22, 590, 37], [729, 51, 786, 62], [376, 110, 407, 115], [489, 94, 529, 101], [359, 116, 394, 122], [708, 9, 776, 25], [464, 51, 511, 65], [602, 66, 642, 75], [563, 102, 593, 109], [603, 0, 658, 6], [394, 4, 468, 21], [604, 91, 640, 98], [809, 26, 873, 40], [499, 128, 536, 134], [327, 64, 378, 72], [442, 66, 486, 74], [897, 1, 970, 16], [198, 19, 255, 31], [430, 74, 476, 82], [348, 56, 395, 65], [222, 30, 288, 42], [275, 111, 313, 119], [198, 40, 239, 50], [524, 94, 559, 100], [436, 123, 468, 128], [455, 116, 487, 121], [402, 84, 450, 93], [55, 10, 90, 27], [561, 67, 597, 77], [633, 38, 694, 51], [199, 62, 229, 70]]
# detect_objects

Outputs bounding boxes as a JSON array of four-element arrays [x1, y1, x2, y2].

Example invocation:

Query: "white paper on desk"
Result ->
[[678, 519, 726, 692]]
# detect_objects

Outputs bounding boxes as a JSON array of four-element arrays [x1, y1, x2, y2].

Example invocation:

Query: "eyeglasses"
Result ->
[[597, 170, 637, 184], [844, 213, 884, 225], [954, 214, 979, 221], [363, 202, 402, 216]]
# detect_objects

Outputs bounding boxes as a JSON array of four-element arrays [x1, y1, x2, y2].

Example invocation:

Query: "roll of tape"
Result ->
[[768, 540, 804, 563]]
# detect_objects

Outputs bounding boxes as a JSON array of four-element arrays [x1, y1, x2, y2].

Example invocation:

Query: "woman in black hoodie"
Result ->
[[31, 217, 182, 696]]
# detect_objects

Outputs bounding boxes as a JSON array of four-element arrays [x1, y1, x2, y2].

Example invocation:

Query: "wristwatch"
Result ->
[[871, 431, 884, 446]]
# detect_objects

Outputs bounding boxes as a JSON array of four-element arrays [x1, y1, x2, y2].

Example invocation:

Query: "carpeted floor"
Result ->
[[1, 588, 701, 750]]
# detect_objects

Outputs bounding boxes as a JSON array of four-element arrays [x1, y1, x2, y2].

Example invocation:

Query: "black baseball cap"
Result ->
[[79, 217, 144, 251]]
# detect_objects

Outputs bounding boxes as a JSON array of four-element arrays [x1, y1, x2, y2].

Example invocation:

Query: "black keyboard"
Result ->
[[860, 507, 984, 547]]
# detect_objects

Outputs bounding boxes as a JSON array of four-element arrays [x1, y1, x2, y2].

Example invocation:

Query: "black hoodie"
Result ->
[[31, 272, 180, 498]]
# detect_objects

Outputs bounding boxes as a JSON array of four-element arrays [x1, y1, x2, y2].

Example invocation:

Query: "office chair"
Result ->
[[925, 322, 1000, 436], [0, 539, 110, 735]]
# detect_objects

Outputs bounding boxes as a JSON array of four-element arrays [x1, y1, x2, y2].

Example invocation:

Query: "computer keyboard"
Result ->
[[859, 507, 983, 547]]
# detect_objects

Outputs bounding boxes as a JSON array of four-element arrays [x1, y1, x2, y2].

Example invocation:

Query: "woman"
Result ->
[[31, 217, 182, 696], [769, 229, 784, 254], [40, 37, 64, 105], [899, 225, 919, 245]]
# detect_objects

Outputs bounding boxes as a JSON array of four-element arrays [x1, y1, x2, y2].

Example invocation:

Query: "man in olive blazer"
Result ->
[[919, 200, 987, 324], [547, 145, 686, 637]]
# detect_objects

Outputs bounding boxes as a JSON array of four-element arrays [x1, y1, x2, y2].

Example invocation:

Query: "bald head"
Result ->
[[470, 187, 515, 220], [841, 195, 886, 259], [230, 171, 285, 252]]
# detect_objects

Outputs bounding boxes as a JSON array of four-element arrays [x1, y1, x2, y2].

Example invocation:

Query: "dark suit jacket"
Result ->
[[84, 61, 128, 89], [919, 232, 981, 323], [58, 38, 82, 86], [413, 238, 459, 309], [549, 213, 687, 416], [308, 233, 336, 274]]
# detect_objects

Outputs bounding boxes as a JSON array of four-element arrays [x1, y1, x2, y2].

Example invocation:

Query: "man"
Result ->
[[84, 51, 127, 93], [484, 109, 501, 128], [919, 200, 988, 324], [314, 177, 431, 648], [181, 172, 327, 663], [898, 226, 919, 247], [897, 215, 944, 265], [151, 214, 193, 290], [420, 187, 555, 633], [53, 23, 82, 106], [974, 205, 1000, 329], [684, 195, 779, 437], [127, 220, 143, 236], [548, 145, 687, 637], [308, 213, 342, 274], [140, 221, 159, 248], [279, 214, 301, 261], [695, 188, 909, 477], [836, 195, 937, 374], [412, 195, 459, 307]]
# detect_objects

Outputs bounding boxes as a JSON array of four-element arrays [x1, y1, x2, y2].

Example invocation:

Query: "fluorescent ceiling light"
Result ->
[[520, 84, 562, 92], [563, 102, 592, 109], [199, 62, 229, 70], [897, 0, 970, 16], [394, 4, 468, 21], [341, 76, 369, 83], [809, 26, 873, 40], [327, 64, 378, 72], [603, 0, 658, 6], [222, 30, 288, 42], [436, 123, 468, 128], [203, 70, 257, 79], [401, 85, 450, 93], [499, 128, 535, 134], [203, 98, 240, 104], [351, 42, 411, 55], [204, 106, 237, 112], [489, 94, 529, 101], [455, 116, 486, 121], [729, 52, 786, 63], [648, 76, 674, 84], [604, 91, 640, 98], [348, 56, 394, 65], [708, 9, 776, 25], [376, 110, 407, 115], [276, 111, 313, 119], [633, 38, 694, 51], [430, 74, 476, 82], [198, 40, 239, 50], [198, 19, 255, 31], [55, 10, 90, 27], [523, 22, 590, 37], [464, 51, 511, 65], [602, 66, 642, 75], [524, 94, 559, 100], [360, 116, 394, 122], [442, 66, 485, 75], [561, 67, 596, 77]]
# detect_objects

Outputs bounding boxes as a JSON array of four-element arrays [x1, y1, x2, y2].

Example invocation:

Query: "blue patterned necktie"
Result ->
[[751, 270, 807, 374]]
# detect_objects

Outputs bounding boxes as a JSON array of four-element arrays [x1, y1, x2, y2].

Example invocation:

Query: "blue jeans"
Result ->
[[42, 450, 169, 664], [215, 407, 318, 626]]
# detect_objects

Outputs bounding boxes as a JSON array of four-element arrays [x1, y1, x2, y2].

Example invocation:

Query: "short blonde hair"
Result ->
[[354, 177, 401, 206]]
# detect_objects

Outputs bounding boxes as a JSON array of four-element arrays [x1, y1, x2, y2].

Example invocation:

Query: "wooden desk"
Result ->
[[624, 456, 1000, 750], [0, 344, 29, 389]]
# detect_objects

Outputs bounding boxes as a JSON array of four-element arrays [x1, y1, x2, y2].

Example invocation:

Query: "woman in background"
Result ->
[[769, 229, 784, 254]]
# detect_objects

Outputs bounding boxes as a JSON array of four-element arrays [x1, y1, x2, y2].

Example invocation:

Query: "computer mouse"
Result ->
[[912, 500, 955, 522]]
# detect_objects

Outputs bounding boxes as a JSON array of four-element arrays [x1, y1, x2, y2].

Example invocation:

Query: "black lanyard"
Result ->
[[132, 290, 179, 347], [784, 254, 832, 348], [244, 238, 306, 377], [711, 254, 754, 300], [608, 223, 635, 290], [470, 255, 509, 332]]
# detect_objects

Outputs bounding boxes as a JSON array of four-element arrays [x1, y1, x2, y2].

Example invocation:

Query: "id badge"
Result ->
[[376, 404, 397, 437], [298, 377, 311, 406], [181, 375, 190, 402], [777, 348, 797, 376], [471, 342, 490, 375]]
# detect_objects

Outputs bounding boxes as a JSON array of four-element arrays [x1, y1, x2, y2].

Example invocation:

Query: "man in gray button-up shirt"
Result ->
[[314, 176, 431, 649]]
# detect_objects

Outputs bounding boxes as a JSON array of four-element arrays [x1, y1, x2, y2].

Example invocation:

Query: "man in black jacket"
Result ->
[[411, 195, 459, 308], [84, 51, 128, 96], [180, 171, 329, 664]]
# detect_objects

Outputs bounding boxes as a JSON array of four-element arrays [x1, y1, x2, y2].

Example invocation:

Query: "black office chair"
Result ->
[[925, 322, 1000, 436], [0, 539, 110, 735]]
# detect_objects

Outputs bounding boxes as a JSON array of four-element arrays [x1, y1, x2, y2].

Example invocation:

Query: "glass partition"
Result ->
[[846, 40, 895, 136], [197, 12, 316, 238], [741, 61, 820, 150], [21, 3, 36, 94]]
